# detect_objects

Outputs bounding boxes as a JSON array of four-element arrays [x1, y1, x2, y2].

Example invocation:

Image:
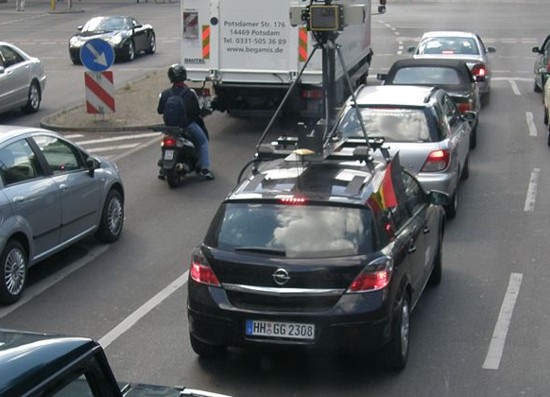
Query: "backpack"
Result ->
[[162, 88, 188, 127]]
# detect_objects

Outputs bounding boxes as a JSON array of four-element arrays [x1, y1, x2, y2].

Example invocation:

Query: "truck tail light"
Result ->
[[347, 256, 393, 293], [190, 248, 221, 287], [421, 149, 450, 172], [301, 88, 323, 99]]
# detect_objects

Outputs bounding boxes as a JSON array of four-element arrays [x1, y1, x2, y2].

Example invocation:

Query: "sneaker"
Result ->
[[198, 168, 215, 181]]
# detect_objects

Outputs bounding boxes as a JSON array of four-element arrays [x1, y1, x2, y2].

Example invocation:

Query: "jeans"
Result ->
[[187, 122, 210, 170]]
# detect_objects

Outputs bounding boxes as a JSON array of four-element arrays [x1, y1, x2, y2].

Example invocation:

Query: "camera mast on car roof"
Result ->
[[252, 0, 389, 171]]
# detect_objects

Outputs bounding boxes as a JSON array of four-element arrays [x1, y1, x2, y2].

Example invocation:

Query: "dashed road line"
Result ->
[[482, 273, 523, 370], [526, 112, 537, 137], [524, 168, 540, 212], [508, 79, 521, 95]]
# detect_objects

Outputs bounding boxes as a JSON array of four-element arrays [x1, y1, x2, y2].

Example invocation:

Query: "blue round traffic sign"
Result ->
[[79, 38, 115, 72]]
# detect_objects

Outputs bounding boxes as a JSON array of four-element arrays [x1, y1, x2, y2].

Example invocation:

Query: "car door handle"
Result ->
[[423, 224, 430, 234], [12, 196, 25, 203], [408, 241, 417, 254], [59, 183, 69, 192]]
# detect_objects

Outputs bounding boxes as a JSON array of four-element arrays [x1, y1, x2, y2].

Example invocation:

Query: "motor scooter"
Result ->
[[157, 82, 214, 188]]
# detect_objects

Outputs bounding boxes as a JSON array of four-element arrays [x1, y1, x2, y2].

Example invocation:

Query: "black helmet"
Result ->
[[168, 64, 187, 83]]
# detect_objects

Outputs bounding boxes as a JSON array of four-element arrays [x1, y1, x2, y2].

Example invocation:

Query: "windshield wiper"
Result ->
[[234, 247, 286, 256]]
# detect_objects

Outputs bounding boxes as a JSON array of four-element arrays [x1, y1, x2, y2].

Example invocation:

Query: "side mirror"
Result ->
[[86, 156, 100, 176], [376, 73, 387, 82], [428, 191, 450, 207], [532, 46, 541, 54], [487, 46, 496, 53], [134, 24, 143, 29], [407, 46, 416, 54], [462, 110, 477, 123], [0, 66, 4, 75], [77, 25, 83, 31], [377, 5, 386, 13]]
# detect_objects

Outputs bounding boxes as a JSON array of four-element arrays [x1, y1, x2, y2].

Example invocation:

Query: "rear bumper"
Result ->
[[416, 171, 457, 197]]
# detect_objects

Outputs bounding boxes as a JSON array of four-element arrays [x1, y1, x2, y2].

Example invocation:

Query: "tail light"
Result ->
[[421, 149, 450, 172], [301, 88, 323, 99], [456, 100, 473, 114], [161, 136, 177, 148], [347, 256, 393, 293], [190, 248, 221, 287], [471, 63, 487, 78]]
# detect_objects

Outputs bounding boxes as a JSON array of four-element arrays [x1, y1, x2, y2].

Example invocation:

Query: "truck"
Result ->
[[181, 0, 385, 118], [0, 328, 231, 397]]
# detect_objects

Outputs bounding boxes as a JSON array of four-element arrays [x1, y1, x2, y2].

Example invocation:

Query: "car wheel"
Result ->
[[146, 32, 156, 54], [380, 292, 410, 370], [547, 128, 550, 147], [481, 90, 490, 107], [535, 80, 542, 93], [460, 155, 470, 181], [470, 125, 477, 149], [189, 333, 227, 358], [429, 238, 443, 286], [544, 107, 548, 125], [22, 81, 41, 114], [126, 41, 135, 62], [96, 189, 124, 243], [0, 240, 28, 304], [445, 189, 458, 219]]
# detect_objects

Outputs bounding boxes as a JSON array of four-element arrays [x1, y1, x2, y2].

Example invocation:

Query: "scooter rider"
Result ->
[[157, 64, 214, 180]]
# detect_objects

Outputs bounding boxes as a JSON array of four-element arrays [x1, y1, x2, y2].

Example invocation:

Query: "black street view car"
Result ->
[[378, 58, 481, 148], [187, 142, 448, 369], [0, 328, 231, 397], [69, 16, 156, 64]]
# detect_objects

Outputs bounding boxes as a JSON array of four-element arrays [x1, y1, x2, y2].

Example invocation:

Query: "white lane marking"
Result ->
[[0, 246, 109, 319], [526, 112, 537, 137], [524, 168, 540, 212], [99, 271, 189, 349], [87, 143, 140, 152], [508, 79, 521, 95], [111, 135, 163, 162], [78, 132, 161, 145], [65, 134, 84, 139], [482, 273, 523, 370]]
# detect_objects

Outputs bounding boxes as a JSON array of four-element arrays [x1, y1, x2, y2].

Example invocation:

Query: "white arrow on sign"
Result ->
[[85, 42, 107, 66]]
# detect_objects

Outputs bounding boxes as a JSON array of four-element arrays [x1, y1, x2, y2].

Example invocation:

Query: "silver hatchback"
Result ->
[[0, 126, 124, 304], [335, 85, 472, 218]]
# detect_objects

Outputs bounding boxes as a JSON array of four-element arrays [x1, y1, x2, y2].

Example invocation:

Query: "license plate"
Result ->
[[164, 150, 174, 160], [245, 320, 315, 340]]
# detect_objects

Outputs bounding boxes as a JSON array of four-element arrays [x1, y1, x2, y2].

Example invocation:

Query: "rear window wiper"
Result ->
[[234, 247, 286, 256]]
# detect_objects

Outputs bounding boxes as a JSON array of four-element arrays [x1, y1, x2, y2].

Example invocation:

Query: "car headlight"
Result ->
[[69, 37, 82, 46], [109, 34, 123, 45]]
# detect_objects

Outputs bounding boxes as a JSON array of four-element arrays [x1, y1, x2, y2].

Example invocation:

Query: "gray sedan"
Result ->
[[335, 85, 472, 218], [0, 42, 47, 115], [0, 126, 124, 304]]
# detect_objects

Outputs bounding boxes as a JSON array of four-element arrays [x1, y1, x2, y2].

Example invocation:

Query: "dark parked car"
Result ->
[[378, 58, 481, 148], [532, 34, 550, 93], [69, 16, 156, 64], [0, 125, 125, 304], [187, 144, 447, 369], [0, 328, 231, 397]]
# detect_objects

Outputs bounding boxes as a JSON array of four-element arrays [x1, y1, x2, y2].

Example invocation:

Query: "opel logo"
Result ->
[[272, 268, 290, 286]]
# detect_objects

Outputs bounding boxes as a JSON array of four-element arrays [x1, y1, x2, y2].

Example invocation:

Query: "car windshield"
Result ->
[[417, 37, 479, 55], [82, 17, 128, 32], [207, 203, 374, 258], [338, 107, 432, 142], [391, 66, 463, 86]]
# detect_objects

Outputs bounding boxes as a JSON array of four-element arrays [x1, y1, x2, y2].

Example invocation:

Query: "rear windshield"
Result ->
[[391, 66, 463, 86], [206, 203, 375, 258], [417, 37, 479, 56], [338, 107, 433, 142]]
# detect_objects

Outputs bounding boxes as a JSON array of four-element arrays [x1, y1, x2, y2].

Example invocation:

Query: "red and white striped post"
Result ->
[[84, 71, 115, 114]]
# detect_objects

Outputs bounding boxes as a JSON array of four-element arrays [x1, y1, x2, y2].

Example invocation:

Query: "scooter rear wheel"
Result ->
[[166, 169, 184, 188]]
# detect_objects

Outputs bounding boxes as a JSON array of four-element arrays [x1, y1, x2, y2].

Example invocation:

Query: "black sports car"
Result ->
[[69, 16, 156, 64]]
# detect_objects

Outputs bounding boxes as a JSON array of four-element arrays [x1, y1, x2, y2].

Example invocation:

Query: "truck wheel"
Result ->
[[380, 293, 410, 370], [0, 240, 28, 304], [96, 189, 124, 243], [190, 333, 227, 358]]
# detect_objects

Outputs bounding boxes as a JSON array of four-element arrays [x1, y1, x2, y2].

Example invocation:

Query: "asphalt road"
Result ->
[[1, 1, 550, 396]]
